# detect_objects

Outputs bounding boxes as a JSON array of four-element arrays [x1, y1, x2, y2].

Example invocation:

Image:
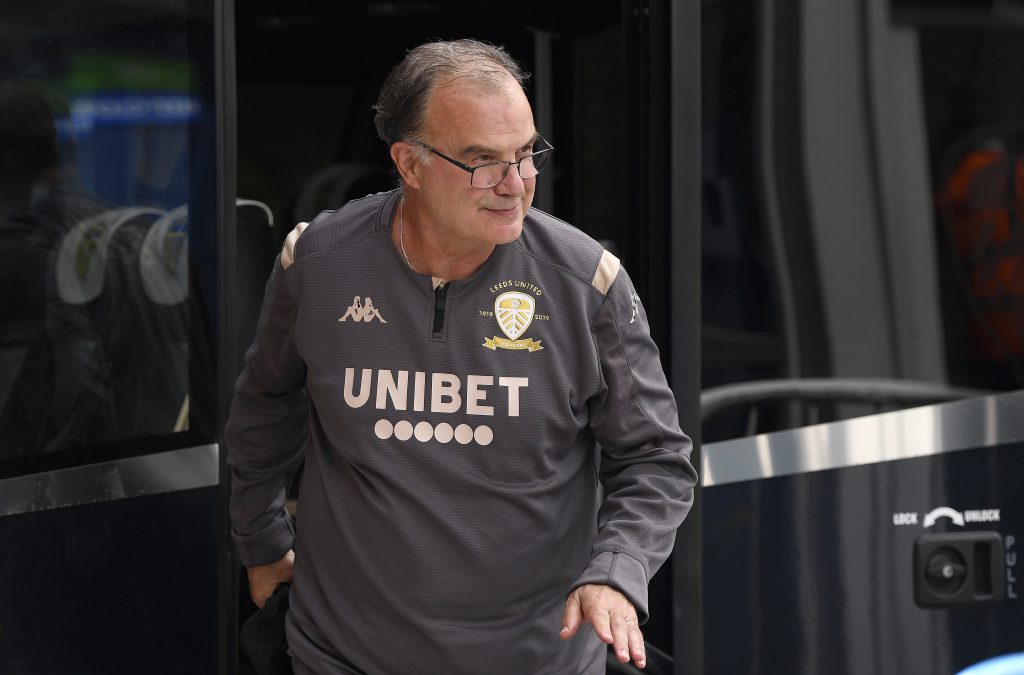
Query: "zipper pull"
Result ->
[[432, 282, 448, 335]]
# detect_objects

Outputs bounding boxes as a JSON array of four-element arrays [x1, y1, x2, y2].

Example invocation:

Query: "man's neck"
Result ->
[[392, 199, 494, 282]]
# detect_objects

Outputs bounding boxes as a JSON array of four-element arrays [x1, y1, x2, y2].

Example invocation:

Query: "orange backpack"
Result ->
[[938, 132, 1024, 362]]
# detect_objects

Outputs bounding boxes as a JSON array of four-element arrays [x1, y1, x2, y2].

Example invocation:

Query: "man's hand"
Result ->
[[559, 583, 646, 668], [247, 549, 295, 609]]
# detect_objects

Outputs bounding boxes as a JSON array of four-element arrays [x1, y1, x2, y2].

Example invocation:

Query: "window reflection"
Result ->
[[0, 4, 202, 458], [0, 80, 113, 454], [701, 1, 1024, 443]]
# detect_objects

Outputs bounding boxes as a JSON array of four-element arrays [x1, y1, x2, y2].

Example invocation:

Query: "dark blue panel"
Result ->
[[705, 442, 1024, 675], [0, 487, 218, 674]]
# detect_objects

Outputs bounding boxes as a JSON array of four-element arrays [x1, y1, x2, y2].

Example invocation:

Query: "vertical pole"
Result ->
[[215, 0, 239, 671], [670, 0, 702, 673]]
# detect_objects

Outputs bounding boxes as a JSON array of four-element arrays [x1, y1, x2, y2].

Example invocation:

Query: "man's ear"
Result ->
[[390, 142, 422, 189]]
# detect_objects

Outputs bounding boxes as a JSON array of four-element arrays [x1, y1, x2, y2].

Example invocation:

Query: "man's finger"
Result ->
[[611, 615, 631, 662], [251, 581, 276, 609], [627, 621, 646, 668], [591, 607, 613, 644], [560, 592, 583, 639], [247, 550, 295, 609]]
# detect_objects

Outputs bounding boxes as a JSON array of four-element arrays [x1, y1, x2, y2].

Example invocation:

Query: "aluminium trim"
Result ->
[[703, 390, 1024, 486], [0, 444, 219, 517]]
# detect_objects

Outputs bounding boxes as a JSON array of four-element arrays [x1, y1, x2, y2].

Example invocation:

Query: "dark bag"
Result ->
[[240, 583, 294, 675]]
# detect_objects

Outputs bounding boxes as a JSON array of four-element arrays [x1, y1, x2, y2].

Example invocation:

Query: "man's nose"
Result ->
[[494, 162, 526, 196]]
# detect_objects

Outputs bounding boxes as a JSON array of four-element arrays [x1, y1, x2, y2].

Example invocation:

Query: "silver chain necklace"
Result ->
[[399, 197, 445, 288], [399, 196, 415, 272]]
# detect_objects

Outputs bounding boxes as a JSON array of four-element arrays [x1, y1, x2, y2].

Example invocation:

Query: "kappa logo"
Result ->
[[629, 289, 640, 324], [339, 296, 387, 323], [483, 291, 543, 352]]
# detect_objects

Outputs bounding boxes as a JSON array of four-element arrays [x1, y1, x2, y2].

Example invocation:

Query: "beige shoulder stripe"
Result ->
[[591, 249, 621, 296], [281, 221, 309, 269]]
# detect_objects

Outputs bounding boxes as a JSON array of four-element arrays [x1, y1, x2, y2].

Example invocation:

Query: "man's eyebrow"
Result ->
[[457, 144, 495, 158], [458, 134, 541, 158]]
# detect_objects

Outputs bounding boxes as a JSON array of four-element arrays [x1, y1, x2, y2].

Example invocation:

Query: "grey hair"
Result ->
[[373, 39, 529, 148]]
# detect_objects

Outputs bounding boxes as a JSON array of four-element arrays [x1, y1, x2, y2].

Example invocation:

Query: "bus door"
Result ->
[[0, 1, 232, 673]]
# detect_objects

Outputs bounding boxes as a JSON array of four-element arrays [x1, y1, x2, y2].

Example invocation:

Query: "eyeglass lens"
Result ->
[[471, 148, 552, 188]]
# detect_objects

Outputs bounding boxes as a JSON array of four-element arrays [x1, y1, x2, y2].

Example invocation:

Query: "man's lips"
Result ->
[[485, 204, 520, 217]]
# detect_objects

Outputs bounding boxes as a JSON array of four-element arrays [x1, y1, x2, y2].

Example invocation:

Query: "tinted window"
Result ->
[[701, 0, 1024, 442], [0, 0, 216, 472]]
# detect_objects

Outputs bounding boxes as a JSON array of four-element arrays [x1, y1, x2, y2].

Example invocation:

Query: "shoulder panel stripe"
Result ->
[[591, 248, 621, 296], [280, 221, 309, 269]]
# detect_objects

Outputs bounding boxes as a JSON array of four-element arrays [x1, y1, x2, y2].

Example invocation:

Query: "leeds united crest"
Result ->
[[483, 291, 543, 351]]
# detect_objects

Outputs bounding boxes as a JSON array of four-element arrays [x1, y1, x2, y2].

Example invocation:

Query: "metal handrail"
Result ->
[[701, 377, 992, 421]]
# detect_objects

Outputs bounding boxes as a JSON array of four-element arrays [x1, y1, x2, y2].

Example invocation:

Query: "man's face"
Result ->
[[415, 75, 538, 252]]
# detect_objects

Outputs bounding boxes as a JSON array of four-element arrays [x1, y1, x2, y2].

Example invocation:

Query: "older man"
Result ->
[[226, 39, 696, 674]]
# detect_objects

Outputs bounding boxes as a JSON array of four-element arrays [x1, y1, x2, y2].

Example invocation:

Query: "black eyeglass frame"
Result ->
[[407, 135, 554, 189]]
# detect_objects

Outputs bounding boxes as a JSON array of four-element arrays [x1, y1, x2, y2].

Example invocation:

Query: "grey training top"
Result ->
[[226, 190, 696, 675]]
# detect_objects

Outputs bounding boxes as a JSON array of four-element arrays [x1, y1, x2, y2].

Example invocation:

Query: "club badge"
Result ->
[[483, 291, 544, 352]]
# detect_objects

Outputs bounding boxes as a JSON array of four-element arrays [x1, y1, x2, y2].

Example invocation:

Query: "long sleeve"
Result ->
[[572, 263, 698, 622], [225, 252, 309, 567]]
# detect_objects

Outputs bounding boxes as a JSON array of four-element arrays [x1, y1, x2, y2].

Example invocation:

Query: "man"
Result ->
[[226, 39, 697, 674], [0, 80, 113, 455]]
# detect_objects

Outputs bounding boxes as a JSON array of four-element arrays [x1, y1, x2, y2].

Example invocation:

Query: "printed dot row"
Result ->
[[374, 420, 493, 446]]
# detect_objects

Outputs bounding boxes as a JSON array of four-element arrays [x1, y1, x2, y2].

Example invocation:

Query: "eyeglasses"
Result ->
[[409, 136, 554, 189]]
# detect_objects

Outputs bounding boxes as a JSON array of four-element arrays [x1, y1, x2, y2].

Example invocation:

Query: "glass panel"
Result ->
[[918, 25, 1024, 390], [0, 0, 215, 470], [701, 0, 1024, 443], [701, 0, 790, 442]]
